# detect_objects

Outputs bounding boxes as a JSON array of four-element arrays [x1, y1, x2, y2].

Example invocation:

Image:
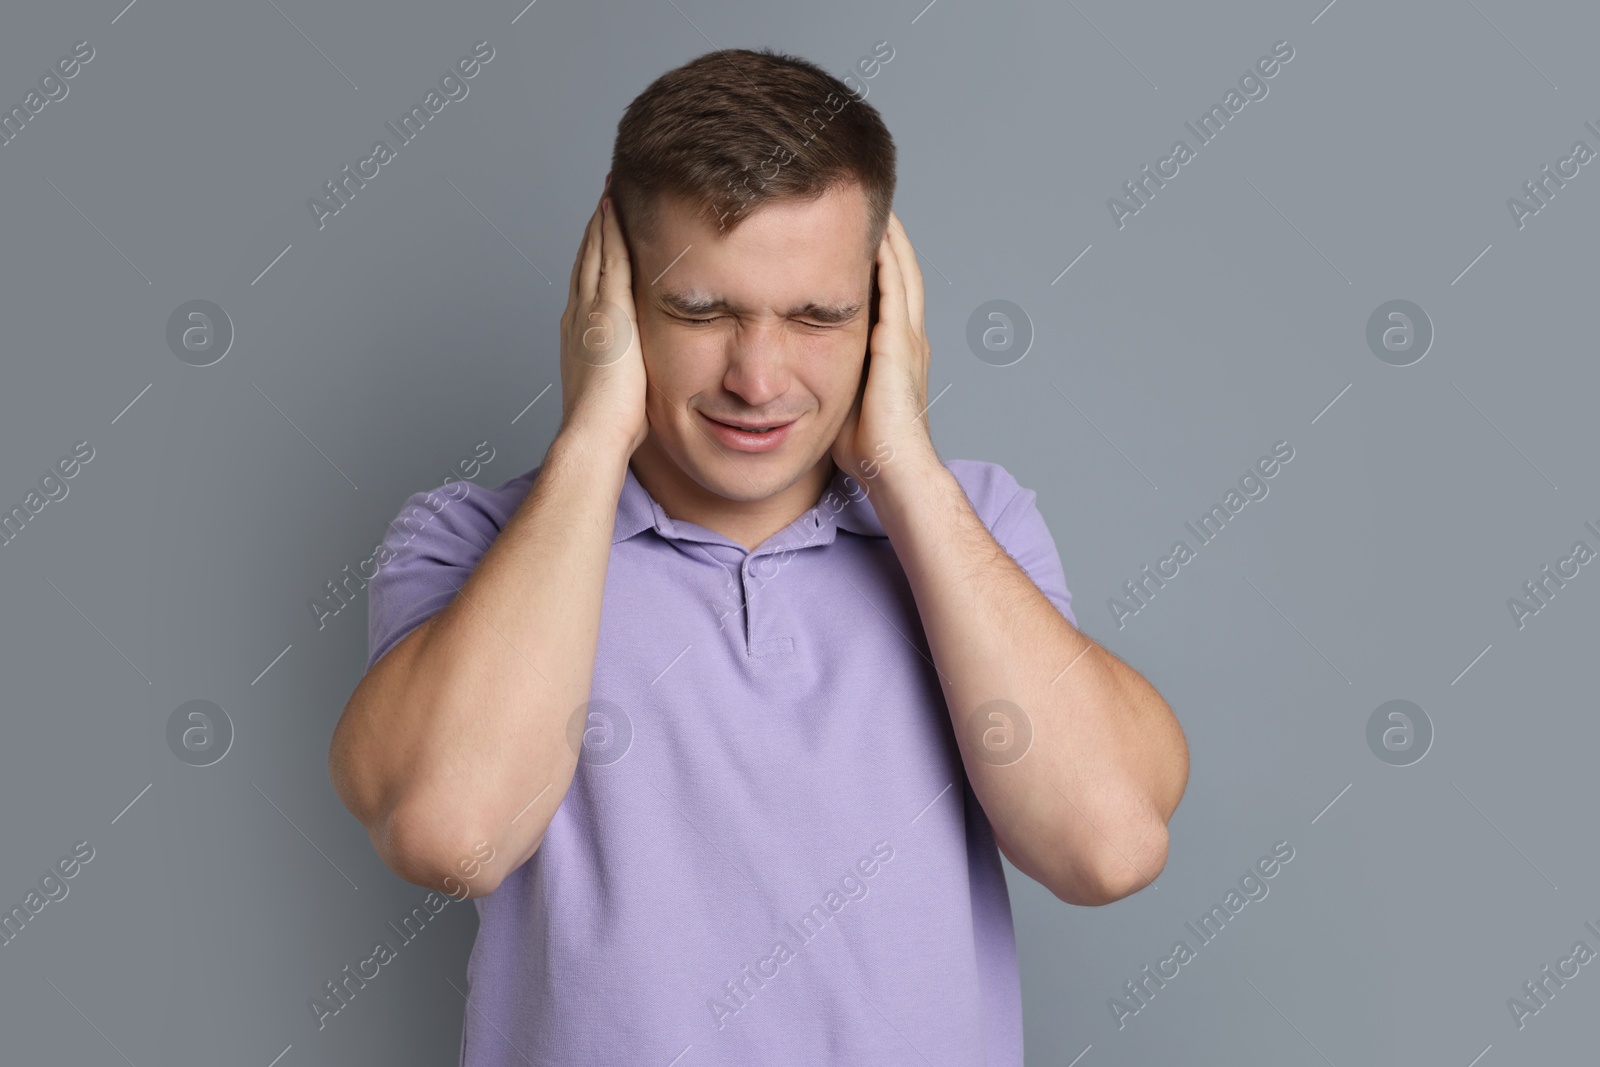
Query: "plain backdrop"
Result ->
[[1, 1, 1597, 1063]]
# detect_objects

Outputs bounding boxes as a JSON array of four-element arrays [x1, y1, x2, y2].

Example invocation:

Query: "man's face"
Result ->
[[629, 183, 876, 504]]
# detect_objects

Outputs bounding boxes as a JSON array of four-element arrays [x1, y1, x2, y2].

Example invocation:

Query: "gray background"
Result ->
[[1, 0, 1595, 1063]]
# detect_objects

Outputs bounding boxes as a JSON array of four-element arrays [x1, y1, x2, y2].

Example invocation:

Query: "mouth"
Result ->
[[699, 411, 799, 452], [704, 415, 794, 434]]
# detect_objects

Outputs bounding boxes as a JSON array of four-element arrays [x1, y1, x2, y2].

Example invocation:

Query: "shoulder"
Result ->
[[941, 457, 1029, 529], [382, 465, 542, 553], [943, 456, 1075, 623]]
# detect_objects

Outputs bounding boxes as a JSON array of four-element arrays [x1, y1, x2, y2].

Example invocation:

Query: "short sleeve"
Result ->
[[987, 473, 1077, 629], [365, 486, 497, 673]]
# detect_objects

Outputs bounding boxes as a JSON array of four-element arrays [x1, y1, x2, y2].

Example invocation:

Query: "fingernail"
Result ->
[[602, 197, 610, 215]]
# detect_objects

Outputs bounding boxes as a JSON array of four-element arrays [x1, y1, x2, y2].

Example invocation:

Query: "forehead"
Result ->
[[644, 184, 873, 283]]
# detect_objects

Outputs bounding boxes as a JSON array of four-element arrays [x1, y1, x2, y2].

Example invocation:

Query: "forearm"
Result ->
[[872, 453, 1187, 904], [332, 424, 630, 896]]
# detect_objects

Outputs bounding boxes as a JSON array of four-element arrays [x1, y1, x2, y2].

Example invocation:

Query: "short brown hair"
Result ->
[[609, 47, 896, 261]]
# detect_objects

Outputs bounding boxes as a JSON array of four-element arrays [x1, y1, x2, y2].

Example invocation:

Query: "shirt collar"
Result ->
[[612, 461, 888, 546]]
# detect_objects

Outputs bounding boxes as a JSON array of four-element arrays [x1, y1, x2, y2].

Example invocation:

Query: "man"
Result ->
[[329, 46, 1187, 1066]]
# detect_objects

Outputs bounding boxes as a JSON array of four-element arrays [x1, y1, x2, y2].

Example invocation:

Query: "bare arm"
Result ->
[[329, 180, 645, 900], [329, 429, 629, 898], [832, 211, 1186, 907], [872, 452, 1187, 907]]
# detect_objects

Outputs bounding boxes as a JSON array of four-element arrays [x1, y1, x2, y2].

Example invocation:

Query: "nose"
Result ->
[[721, 321, 792, 407]]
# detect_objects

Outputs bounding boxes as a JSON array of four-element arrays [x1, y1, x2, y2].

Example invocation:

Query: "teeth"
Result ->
[[714, 417, 778, 433]]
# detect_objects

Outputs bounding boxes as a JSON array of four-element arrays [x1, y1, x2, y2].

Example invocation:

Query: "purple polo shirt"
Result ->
[[366, 455, 1076, 1066]]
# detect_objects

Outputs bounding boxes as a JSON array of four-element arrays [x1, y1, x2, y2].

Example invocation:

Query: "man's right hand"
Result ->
[[558, 177, 648, 458]]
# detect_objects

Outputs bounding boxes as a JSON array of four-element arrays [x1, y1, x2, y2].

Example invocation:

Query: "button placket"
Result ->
[[746, 540, 804, 659], [739, 554, 753, 650]]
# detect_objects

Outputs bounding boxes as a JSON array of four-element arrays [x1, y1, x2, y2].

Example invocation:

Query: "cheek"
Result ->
[[640, 330, 703, 394], [793, 348, 853, 401], [828, 341, 869, 398], [805, 376, 861, 433]]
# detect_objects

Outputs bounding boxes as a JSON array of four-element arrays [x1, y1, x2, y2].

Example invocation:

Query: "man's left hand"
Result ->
[[831, 209, 938, 484]]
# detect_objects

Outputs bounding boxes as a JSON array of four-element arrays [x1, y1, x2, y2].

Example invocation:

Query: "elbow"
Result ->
[[378, 799, 509, 901], [1056, 819, 1170, 907]]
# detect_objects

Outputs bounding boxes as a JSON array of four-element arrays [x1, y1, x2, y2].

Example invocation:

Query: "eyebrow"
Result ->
[[656, 290, 863, 324]]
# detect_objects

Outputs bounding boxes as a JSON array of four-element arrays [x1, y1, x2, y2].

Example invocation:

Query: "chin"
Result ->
[[692, 459, 801, 503], [680, 440, 816, 503]]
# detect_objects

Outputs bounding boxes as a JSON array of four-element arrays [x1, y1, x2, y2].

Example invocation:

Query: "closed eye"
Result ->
[[678, 316, 836, 330]]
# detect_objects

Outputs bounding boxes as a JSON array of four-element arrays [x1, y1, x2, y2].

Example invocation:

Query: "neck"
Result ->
[[629, 434, 836, 552]]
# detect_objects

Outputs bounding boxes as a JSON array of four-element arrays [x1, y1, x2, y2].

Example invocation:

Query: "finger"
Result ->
[[572, 199, 601, 316], [569, 196, 602, 310], [886, 211, 924, 337], [596, 193, 635, 316], [873, 224, 908, 358]]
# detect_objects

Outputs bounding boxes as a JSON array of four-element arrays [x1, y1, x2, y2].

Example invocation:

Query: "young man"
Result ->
[[330, 47, 1187, 1066]]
